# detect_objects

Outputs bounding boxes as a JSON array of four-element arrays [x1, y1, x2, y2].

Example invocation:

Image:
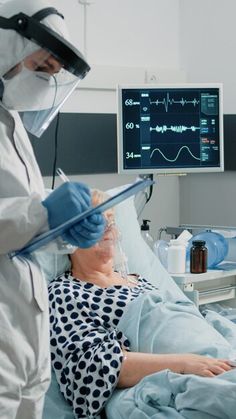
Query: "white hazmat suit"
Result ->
[[0, 1, 103, 418]]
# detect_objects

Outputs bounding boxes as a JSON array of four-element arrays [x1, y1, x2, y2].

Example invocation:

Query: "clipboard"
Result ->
[[11, 178, 154, 257]]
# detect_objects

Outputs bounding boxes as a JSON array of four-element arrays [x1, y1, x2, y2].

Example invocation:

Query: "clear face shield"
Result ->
[[0, 6, 90, 137], [1, 48, 80, 137]]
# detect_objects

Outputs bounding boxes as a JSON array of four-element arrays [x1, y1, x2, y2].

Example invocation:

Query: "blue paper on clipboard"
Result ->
[[11, 178, 154, 258]]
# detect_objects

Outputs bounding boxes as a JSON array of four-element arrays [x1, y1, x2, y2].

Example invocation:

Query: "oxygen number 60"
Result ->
[[125, 122, 134, 129]]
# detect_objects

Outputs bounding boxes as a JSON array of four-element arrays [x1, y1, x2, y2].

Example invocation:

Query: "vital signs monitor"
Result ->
[[117, 84, 224, 174]]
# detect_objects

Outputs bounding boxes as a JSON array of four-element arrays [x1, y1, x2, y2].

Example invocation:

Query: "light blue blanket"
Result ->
[[105, 291, 236, 419]]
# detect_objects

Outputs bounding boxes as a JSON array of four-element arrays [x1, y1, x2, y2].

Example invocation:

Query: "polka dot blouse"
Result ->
[[48, 271, 158, 419]]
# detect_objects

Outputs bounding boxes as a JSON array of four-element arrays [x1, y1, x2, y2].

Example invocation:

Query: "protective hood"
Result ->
[[0, 0, 89, 78], [0, 0, 90, 137]]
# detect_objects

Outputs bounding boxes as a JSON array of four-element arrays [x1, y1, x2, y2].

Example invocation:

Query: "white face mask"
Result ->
[[1, 66, 55, 112], [1, 58, 80, 137]]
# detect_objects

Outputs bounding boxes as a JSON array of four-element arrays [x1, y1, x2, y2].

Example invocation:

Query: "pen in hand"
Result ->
[[56, 167, 70, 183]]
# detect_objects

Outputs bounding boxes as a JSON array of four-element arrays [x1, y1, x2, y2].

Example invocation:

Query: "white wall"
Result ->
[[178, 0, 236, 227], [54, 0, 181, 68], [45, 0, 236, 233], [44, 0, 183, 236], [179, 0, 236, 114], [179, 172, 236, 227]]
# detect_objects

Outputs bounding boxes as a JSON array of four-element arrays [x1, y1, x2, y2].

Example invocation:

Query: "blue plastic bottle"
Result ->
[[187, 232, 228, 268]]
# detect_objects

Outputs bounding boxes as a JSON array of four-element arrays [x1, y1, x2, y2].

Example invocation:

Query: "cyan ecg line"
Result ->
[[149, 92, 200, 112]]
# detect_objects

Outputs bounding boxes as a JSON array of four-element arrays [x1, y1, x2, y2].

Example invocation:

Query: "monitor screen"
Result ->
[[117, 84, 224, 174]]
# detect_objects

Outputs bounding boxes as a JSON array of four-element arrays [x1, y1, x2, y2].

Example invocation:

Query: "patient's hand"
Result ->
[[117, 351, 234, 388], [177, 354, 233, 377]]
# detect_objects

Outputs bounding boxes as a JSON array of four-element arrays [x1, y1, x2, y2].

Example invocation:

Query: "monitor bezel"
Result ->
[[117, 83, 224, 175]]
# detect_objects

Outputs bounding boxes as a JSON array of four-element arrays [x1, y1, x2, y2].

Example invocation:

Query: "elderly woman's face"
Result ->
[[92, 206, 118, 258]]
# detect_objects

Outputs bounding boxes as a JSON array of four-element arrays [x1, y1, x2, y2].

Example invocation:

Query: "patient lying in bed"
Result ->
[[48, 189, 236, 419]]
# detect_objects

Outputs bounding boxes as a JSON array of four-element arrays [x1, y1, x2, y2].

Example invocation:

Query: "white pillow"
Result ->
[[107, 186, 189, 303], [33, 251, 70, 285], [38, 182, 188, 303]]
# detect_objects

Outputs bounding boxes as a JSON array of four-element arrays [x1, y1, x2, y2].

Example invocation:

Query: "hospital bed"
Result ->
[[42, 184, 236, 419]]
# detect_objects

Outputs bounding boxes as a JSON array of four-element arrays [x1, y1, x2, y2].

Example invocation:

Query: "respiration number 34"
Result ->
[[126, 152, 135, 159]]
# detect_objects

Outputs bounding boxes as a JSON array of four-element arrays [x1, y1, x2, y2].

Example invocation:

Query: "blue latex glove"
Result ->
[[63, 213, 105, 248], [42, 182, 105, 248]]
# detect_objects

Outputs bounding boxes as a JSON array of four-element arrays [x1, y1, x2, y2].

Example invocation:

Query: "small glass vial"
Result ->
[[167, 239, 186, 274], [190, 240, 208, 274]]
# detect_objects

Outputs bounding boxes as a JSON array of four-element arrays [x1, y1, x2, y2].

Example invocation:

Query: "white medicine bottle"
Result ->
[[167, 239, 186, 274], [141, 219, 154, 250]]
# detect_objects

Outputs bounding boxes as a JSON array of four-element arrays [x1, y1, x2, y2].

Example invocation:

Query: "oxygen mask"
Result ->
[[94, 221, 118, 252], [94, 220, 129, 280]]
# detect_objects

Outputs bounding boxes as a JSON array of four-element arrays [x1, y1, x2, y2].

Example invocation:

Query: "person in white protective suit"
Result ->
[[0, 1, 106, 418]]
